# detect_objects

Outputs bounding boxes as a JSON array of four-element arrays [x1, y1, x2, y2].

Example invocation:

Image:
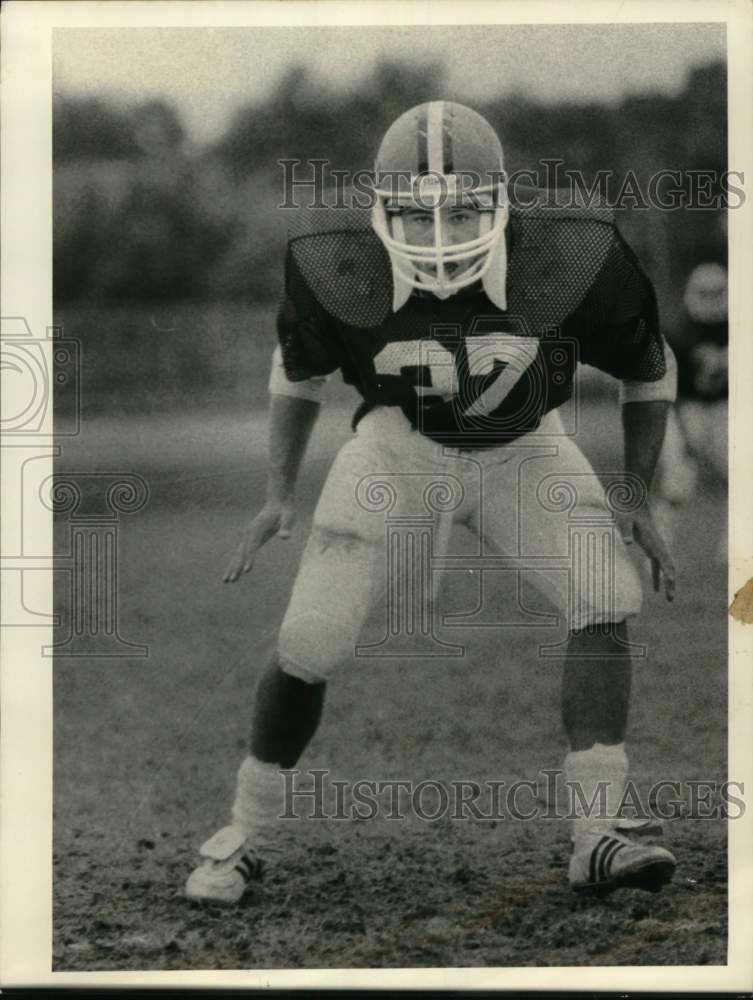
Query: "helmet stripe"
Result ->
[[427, 100, 445, 175], [416, 106, 429, 175], [442, 106, 454, 174]]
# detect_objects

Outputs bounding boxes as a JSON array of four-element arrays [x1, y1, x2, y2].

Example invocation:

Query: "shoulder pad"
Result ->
[[283, 197, 392, 328], [506, 187, 620, 332]]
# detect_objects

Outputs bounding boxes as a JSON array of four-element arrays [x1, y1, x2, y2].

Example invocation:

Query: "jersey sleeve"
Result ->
[[276, 248, 343, 382], [579, 234, 675, 402], [268, 344, 330, 402]]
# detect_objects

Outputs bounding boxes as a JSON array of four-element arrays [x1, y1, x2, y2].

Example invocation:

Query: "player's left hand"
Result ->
[[618, 505, 676, 601]]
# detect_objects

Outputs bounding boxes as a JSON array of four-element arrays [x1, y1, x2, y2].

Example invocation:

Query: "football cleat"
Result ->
[[185, 825, 264, 905], [569, 826, 676, 894]]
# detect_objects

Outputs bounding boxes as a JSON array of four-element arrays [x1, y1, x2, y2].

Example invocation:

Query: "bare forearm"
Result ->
[[622, 400, 670, 494], [266, 392, 321, 502]]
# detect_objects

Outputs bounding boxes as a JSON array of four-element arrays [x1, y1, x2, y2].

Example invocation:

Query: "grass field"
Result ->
[[52, 393, 728, 971]]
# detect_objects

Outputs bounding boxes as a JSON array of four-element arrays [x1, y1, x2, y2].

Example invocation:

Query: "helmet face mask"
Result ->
[[372, 102, 508, 299]]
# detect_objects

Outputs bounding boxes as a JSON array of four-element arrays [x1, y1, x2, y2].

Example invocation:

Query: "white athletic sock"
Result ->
[[563, 742, 628, 843], [231, 755, 284, 846]]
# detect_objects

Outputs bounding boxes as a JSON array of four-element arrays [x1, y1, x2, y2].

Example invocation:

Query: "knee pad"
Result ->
[[568, 542, 643, 631], [277, 526, 383, 683], [278, 610, 359, 684]]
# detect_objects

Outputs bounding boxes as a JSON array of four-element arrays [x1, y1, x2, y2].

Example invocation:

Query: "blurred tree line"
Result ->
[[54, 59, 727, 328]]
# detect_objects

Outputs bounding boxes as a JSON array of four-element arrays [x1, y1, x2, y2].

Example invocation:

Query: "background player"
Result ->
[[653, 256, 728, 558]]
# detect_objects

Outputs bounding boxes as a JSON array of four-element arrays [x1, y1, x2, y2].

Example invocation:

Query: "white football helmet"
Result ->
[[683, 262, 728, 325], [372, 101, 508, 301]]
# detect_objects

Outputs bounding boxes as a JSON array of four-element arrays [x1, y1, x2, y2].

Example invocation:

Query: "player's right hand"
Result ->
[[618, 505, 676, 602], [223, 499, 296, 583]]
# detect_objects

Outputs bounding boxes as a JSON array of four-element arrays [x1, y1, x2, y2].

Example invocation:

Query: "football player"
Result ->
[[186, 102, 678, 904], [653, 260, 728, 557]]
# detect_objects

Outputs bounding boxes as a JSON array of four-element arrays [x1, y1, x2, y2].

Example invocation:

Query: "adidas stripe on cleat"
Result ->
[[185, 825, 264, 905], [569, 828, 676, 894]]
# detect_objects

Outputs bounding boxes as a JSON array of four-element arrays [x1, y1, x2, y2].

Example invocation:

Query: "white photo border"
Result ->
[[1, 0, 751, 989]]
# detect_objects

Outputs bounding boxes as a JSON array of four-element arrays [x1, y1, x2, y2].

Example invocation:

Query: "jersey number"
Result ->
[[374, 336, 539, 417]]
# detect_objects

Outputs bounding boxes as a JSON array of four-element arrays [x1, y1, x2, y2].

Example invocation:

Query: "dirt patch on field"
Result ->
[[54, 819, 726, 970]]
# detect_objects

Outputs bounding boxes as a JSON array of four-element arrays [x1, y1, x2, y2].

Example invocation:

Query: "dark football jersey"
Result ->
[[277, 190, 667, 448], [675, 317, 728, 402]]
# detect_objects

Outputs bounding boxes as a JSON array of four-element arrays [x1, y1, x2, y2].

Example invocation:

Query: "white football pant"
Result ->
[[278, 406, 642, 683]]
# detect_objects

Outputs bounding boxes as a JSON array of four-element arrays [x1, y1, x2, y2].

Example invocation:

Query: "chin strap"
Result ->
[[482, 212, 508, 311], [389, 216, 415, 310]]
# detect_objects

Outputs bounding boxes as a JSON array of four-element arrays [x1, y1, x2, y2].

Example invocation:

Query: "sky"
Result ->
[[53, 23, 725, 145]]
